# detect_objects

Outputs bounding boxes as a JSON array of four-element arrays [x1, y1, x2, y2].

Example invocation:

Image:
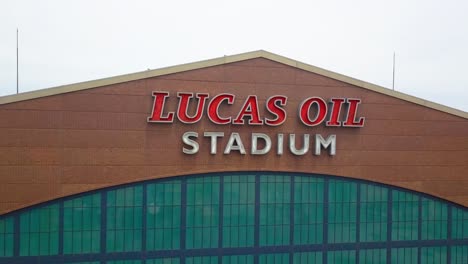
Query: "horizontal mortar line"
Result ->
[[0, 146, 466, 152], [0, 126, 466, 137], [1, 164, 467, 168], [1, 127, 468, 139], [0, 164, 466, 168]]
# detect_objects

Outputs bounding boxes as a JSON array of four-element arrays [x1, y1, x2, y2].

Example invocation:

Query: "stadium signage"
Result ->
[[147, 91, 365, 156]]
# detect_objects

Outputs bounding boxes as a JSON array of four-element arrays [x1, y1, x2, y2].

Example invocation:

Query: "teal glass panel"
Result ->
[[146, 180, 181, 250], [106, 261, 142, 264], [293, 252, 322, 264], [259, 175, 290, 246], [328, 250, 356, 264], [19, 204, 59, 256], [222, 254, 254, 264], [451, 246, 468, 264], [391, 191, 418, 241], [452, 207, 468, 239], [359, 184, 387, 242], [421, 198, 447, 240], [222, 175, 255, 248], [185, 256, 218, 264], [106, 185, 143, 252], [359, 249, 386, 264], [67, 262, 100, 264], [186, 176, 220, 249], [391, 247, 417, 264], [63, 193, 101, 254], [0, 216, 14, 257], [259, 253, 289, 264], [328, 180, 357, 243], [146, 258, 180, 264], [421, 246, 447, 264], [293, 176, 324, 245]]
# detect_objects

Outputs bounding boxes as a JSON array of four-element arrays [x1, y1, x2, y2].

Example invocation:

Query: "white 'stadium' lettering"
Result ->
[[182, 132, 336, 156]]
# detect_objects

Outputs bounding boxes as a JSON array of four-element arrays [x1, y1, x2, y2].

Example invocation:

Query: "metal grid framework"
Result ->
[[0, 172, 467, 264]]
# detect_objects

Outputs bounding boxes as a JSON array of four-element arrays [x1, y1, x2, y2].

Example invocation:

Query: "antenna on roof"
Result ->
[[392, 52, 395, 91], [16, 28, 19, 94]]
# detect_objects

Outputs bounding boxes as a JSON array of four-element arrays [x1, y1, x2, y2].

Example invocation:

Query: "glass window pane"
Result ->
[[222, 175, 255, 248], [0, 216, 14, 257], [391, 247, 417, 264], [328, 250, 356, 264], [63, 193, 101, 254], [19, 204, 59, 256], [107, 185, 143, 252], [146, 179, 181, 251], [391, 191, 418, 241], [360, 184, 387, 242], [186, 176, 220, 249], [259, 175, 290, 246], [328, 180, 357, 243], [421, 247, 447, 264], [293, 176, 324, 245]]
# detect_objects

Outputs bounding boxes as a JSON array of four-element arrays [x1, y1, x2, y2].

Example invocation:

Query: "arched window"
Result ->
[[0, 172, 467, 263]]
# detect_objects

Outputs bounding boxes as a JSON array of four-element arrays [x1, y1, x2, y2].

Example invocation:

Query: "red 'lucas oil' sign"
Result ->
[[147, 91, 365, 156]]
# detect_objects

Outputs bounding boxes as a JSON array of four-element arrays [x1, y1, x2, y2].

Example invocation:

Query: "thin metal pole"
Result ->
[[16, 28, 19, 94], [392, 52, 395, 91]]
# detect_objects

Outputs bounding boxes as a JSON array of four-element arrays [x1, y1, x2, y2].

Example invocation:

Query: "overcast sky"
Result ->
[[1, 0, 467, 112]]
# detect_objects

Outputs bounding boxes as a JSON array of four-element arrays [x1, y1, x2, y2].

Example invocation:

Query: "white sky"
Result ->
[[1, 0, 467, 112]]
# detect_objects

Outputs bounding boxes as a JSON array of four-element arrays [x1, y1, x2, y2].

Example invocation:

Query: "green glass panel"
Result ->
[[391, 191, 419, 241], [67, 262, 100, 264], [328, 180, 357, 243], [223, 175, 255, 248], [222, 255, 254, 264], [19, 204, 59, 256], [328, 250, 356, 264], [186, 256, 218, 264], [0, 217, 14, 257], [421, 247, 447, 264], [293, 176, 324, 245], [359, 184, 387, 242], [259, 253, 289, 264], [293, 252, 322, 264], [359, 249, 386, 264], [452, 207, 468, 239], [63, 193, 101, 254], [421, 199, 447, 240], [259, 175, 290, 246], [391, 247, 417, 264], [107, 185, 143, 252], [186, 176, 220, 249], [451, 246, 468, 264], [107, 261, 142, 264], [147, 258, 180, 264]]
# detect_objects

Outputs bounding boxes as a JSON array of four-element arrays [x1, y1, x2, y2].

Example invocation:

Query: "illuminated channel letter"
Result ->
[[315, 134, 336, 156], [207, 94, 235, 125], [265, 95, 287, 126], [204, 132, 224, 154], [177, 93, 209, 124], [224, 133, 246, 154], [343, 98, 365, 127], [233, 95, 263, 125], [147, 91, 174, 123], [251, 133, 272, 155], [289, 134, 310, 155], [299, 97, 327, 126], [182, 132, 199, 154], [277, 133, 284, 155], [326, 98, 345, 126]]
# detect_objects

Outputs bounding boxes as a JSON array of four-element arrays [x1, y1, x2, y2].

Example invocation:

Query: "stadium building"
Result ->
[[0, 51, 467, 263]]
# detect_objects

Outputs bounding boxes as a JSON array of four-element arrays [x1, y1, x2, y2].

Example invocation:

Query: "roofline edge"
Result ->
[[0, 49, 466, 119]]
